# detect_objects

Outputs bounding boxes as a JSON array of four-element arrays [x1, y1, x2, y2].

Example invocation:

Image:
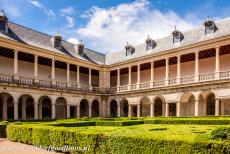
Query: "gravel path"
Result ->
[[0, 138, 62, 154]]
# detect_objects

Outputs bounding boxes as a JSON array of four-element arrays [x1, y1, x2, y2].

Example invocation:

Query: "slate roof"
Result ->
[[0, 22, 105, 65], [0, 17, 230, 66], [105, 17, 230, 65]]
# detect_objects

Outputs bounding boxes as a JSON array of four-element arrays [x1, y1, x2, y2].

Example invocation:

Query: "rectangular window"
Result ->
[[0, 21, 5, 31]]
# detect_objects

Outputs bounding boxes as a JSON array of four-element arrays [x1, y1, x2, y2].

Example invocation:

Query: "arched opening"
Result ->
[[120, 99, 128, 117], [92, 100, 99, 117], [180, 93, 195, 116], [132, 106, 137, 117], [169, 103, 176, 116], [70, 106, 77, 118], [39, 96, 52, 119], [0, 93, 14, 120], [18, 95, 34, 120], [206, 93, 215, 115], [154, 97, 163, 116], [80, 99, 88, 117], [110, 100, 117, 117], [55, 97, 67, 119], [140, 97, 150, 117]]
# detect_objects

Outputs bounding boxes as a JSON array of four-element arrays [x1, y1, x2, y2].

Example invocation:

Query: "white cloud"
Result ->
[[27, 0, 56, 19], [60, 6, 76, 16], [0, 0, 24, 17], [76, 0, 196, 54], [67, 38, 79, 44], [66, 16, 75, 28]]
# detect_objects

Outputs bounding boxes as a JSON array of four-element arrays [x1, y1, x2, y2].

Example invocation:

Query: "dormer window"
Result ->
[[145, 35, 156, 51], [51, 32, 62, 49], [78, 40, 84, 56], [204, 17, 216, 35], [172, 27, 183, 44], [125, 42, 135, 56], [0, 10, 8, 32]]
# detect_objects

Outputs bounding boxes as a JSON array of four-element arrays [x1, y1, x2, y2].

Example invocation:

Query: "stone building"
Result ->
[[1, 11, 230, 120]]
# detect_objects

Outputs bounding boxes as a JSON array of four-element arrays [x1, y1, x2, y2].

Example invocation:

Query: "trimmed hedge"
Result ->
[[211, 127, 230, 141], [7, 124, 100, 153], [144, 119, 230, 125], [96, 120, 143, 126], [49, 121, 96, 127], [7, 124, 230, 154]]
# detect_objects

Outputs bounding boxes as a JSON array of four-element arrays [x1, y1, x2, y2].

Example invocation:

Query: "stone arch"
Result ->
[[110, 100, 118, 117], [180, 92, 195, 116], [39, 96, 52, 119], [203, 92, 216, 115], [0, 92, 14, 120], [139, 96, 151, 117], [55, 97, 67, 119], [80, 99, 89, 117], [120, 98, 128, 117], [153, 96, 164, 117], [18, 94, 34, 120], [92, 100, 99, 117]]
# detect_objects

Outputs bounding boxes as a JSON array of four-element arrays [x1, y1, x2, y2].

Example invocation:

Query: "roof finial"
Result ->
[[147, 34, 149, 38], [127, 41, 129, 45], [174, 25, 177, 31], [206, 16, 212, 21]]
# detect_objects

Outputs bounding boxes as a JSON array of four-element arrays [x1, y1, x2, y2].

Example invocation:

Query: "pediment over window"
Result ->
[[125, 42, 135, 56], [145, 35, 156, 51], [172, 27, 184, 44], [203, 17, 217, 35]]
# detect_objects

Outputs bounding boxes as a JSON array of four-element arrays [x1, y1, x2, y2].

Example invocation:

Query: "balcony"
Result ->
[[0, 74, 114, 94], [116, 71, 230, 92]]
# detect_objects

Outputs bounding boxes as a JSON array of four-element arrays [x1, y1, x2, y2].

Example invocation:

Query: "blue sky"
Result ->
[[1, 0, 230, 54]]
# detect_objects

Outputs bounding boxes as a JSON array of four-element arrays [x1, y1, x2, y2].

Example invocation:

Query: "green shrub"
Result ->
[[96, 120, 143, 126], [49, 121, 96, 127], [211, 127, 230, 141], [144, 119, 230, 125]]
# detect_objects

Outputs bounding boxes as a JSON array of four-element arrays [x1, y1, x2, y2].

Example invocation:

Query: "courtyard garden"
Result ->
[[2, 117, 230, 153]]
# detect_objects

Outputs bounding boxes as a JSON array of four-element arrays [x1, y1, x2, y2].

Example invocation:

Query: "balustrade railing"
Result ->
[[119, 85, 128, 91], [169, 78, 177, 85], [139, 82, 151, 89], [130, 84, 137, 90], [39, 80, 52, 88], [199, 73, 215, 81], [181, 76, 194, 84], [0, 74, 13, 83], [153, 80, 165, 87], [220, 71, 230, 79]]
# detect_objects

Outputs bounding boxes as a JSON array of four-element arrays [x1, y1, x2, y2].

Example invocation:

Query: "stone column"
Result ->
[[177, 55, 181, 84], [215, 99, 220, 116], [34, 102, 39, 120], [89, 69, 92, 90], [215, 47, 220, 79], [67, 104, 70, 118], [34, 55, 38, 82], [128, 105, 132, 117], [14, 101, 18, 120], [150, 61, 154, 87], [195, 51, 199, 82], [165, 103, 169, 117], [117, 69, 120, 91], [89, 104, 92, 118], [67, 63, 70, 83], [117, 102, 121, 117], [107, 101, 111, 117], [165, 58, 169, 85], [77, 105, 80, 118], [3, 97, 7, 120], [22, 99, 26, 120], [137, 64, 140, 89], [195, 100, 199, 116], [150, 103, 154, 117], [137, 104, 141, 117], [52, 103, 56, 119], [14, 50, 19, 80], [176, 102, 180, 117], [39, 103, 42, 119], [77, 66, 80, 88], [128, 66, 132, 90], [51, 58, 55, 84]]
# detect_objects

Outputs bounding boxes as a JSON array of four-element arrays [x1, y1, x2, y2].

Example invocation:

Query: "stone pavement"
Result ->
[[0, 138, 62, 154]]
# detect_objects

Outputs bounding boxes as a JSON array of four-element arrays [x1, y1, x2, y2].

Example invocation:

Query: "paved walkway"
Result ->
[[0, 138, 61, 154]]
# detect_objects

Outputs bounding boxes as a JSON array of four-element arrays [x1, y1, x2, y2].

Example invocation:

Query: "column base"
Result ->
[[13, 74, 19, 82], [164, 79, 169, 86], [194, 74, 199, 82], [215, 71, 220, 79], [176, 77, 181, 85]]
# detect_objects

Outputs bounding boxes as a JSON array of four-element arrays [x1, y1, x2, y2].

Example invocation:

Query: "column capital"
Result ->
[[215, 46, 220, 50], [14, 101, 19, 104]]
